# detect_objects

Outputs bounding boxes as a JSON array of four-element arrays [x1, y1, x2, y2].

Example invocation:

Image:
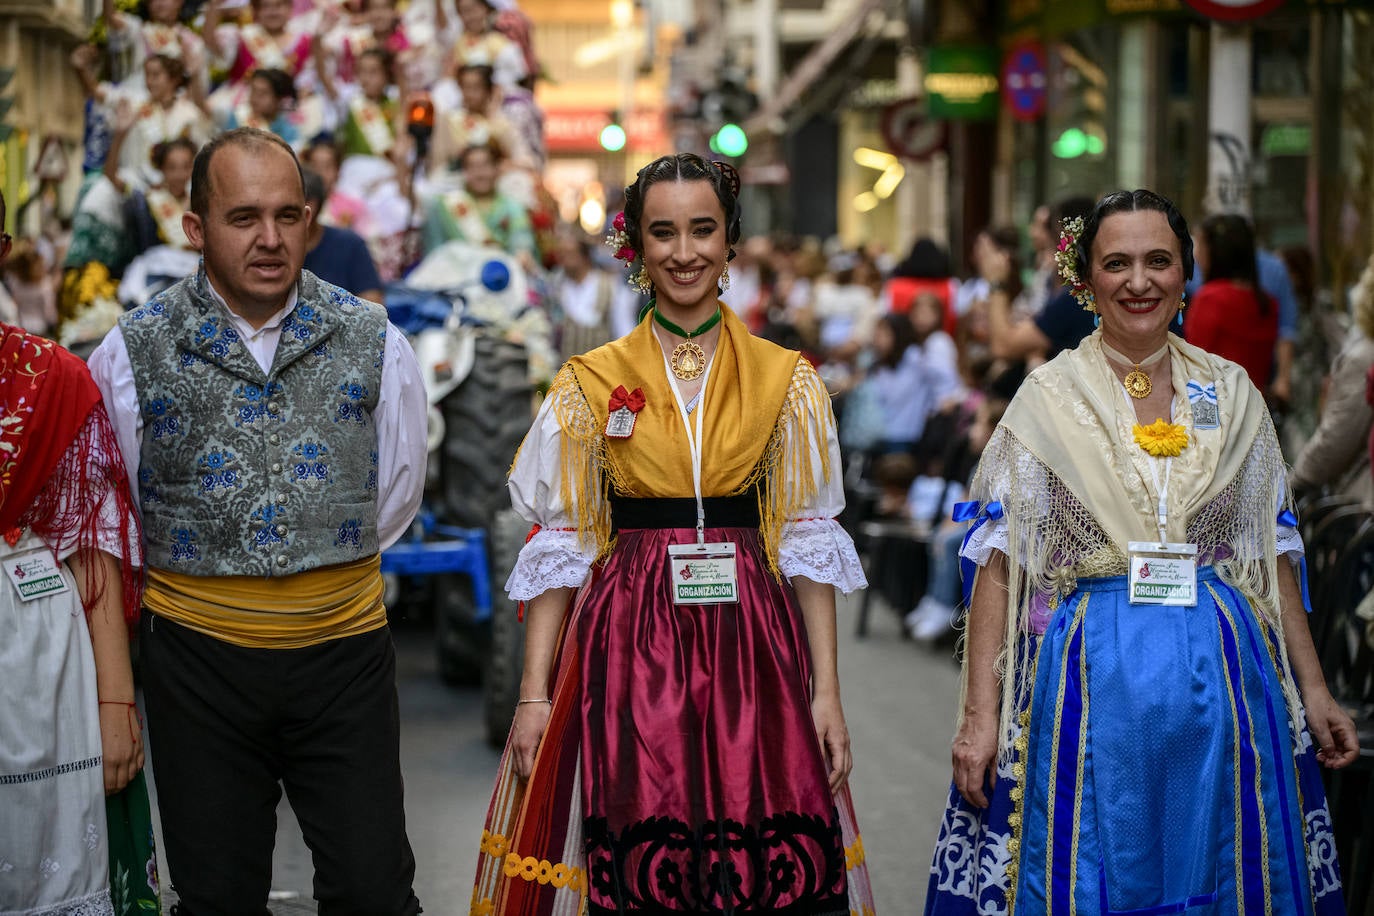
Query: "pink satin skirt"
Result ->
[[576, 525, 868, 915]]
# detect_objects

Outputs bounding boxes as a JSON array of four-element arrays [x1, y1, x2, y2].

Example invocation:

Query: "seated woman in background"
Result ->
[[1184, 213, 1278, 390], [866, 312, 930, 455]]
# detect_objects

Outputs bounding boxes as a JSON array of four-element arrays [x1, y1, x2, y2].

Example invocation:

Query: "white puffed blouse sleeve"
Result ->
[[777, 369, 868, 594], [504, 394, 598, 601]]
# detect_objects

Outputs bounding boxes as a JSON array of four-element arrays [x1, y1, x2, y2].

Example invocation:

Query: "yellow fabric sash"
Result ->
[[143, 555, 386, 649]]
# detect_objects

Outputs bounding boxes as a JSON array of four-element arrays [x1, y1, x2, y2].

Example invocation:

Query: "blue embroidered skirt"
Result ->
[[924, 568, 1344, 915]]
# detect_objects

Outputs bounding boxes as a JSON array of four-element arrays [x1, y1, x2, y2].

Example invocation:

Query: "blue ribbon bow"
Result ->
[[955, 500, 1004, 608], [1186, 380, 1218, 405]]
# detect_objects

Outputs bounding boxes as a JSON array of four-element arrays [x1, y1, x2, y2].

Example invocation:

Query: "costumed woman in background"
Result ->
[[924, 189, 1356, 914], [119, 136, 201, 306], [470, 153, 875, 915], [0, 309, 155, 913]]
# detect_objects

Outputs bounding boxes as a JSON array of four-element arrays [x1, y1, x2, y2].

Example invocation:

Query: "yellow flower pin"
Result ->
[[1133, 419, 1189, 457]]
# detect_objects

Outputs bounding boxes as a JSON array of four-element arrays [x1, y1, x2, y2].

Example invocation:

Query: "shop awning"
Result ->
[[743, 0, 887, 136]]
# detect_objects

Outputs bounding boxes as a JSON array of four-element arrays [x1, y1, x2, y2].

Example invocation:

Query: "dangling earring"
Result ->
[[719, 262, 731, 291], [1094, 313, 1101, 329], [630, 265, 653, 295]]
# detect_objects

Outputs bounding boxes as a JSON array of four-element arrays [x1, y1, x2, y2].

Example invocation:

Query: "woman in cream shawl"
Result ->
[[925, 190, 1357, 914]]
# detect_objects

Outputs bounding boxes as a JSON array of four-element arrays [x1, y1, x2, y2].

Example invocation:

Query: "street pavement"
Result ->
[[150, 593, 962, 914]]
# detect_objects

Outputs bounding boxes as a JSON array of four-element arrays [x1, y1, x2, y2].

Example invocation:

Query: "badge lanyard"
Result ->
[[660, 344, 717, 545]]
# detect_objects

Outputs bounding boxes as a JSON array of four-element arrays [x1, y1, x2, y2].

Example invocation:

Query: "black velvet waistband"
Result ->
[[610, 495, 760, 531]]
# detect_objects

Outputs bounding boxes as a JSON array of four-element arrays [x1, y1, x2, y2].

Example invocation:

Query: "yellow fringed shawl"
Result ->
[[535, 304, 833, 576]]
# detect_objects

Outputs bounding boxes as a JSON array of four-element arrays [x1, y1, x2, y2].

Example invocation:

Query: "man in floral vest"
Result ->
[[90, 127, 427, 915]]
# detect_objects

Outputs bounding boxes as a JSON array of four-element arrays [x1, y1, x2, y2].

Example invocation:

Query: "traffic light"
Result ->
[[600, 113, 626, 152], [710, 123, 748, 158], [701, 73, 756, 160], [407, 92, 435, 159], [0, 68, 15, 143]]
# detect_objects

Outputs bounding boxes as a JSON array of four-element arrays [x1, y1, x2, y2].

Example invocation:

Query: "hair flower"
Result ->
[[1054, 215, 1096, 311], [1132, 419, 1189, 458], [604, 212, 635, 264]]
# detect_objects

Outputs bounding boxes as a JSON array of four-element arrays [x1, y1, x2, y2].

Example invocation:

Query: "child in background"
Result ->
[[905, 397, 1007, 642]]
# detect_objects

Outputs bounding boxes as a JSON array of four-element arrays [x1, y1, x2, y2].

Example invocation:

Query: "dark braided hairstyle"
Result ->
[[622, 153, 743, 262], [1073, 189, 1195, 285]]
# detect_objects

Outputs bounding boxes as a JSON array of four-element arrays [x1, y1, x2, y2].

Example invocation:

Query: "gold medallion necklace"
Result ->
[[653, 306, 722, 382], [1102, 341, 1169, 400]]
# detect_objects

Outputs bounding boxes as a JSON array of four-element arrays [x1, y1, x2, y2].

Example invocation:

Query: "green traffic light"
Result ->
[[1052, 128, 1087, 159], [600, 123, 627, 152], [713, 123, 748, 158]]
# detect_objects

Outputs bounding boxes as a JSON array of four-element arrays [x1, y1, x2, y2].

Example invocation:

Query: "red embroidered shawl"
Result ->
[[0, 324, 142, 625]]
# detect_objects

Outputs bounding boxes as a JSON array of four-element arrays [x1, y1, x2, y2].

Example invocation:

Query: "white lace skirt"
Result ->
[[0, 535, 112, 916]]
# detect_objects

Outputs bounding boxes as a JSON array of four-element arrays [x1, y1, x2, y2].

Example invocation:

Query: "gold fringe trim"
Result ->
[[543, 363, 634, 559], [537, 358, 834, 578], [735, 359, 834, 578]]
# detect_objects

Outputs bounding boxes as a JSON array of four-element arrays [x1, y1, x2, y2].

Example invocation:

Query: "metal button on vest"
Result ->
[[269, 433, 281, 445], [275, 554, 289, 568], [276, 493, 288, 503], [271, 463, 282, 474], [267, 401, 280, 413], [274, 524, 287, 537]]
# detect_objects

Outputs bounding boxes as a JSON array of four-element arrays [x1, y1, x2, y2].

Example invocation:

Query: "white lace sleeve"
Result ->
[[505, 393, 596, 600], [504, 528, 593, 600], [775, 367, 868, 593], [779, 518, 867, 593]]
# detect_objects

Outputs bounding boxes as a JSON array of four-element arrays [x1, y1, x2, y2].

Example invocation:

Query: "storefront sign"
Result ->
[[544, 109, 667, 153], [925, 47, 1000, 121], [1001, 42, 1048, 122]]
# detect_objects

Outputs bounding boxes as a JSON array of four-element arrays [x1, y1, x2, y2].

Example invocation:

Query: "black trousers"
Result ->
[[140, 613, 421, 916]]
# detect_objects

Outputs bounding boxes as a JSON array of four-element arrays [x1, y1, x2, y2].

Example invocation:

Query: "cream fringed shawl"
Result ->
[[526, 305, 835, 578], [968, 330, 1300, 759]]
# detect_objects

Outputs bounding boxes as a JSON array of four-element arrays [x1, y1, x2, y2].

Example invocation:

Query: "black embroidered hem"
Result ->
[[583, 810, 848, 915]]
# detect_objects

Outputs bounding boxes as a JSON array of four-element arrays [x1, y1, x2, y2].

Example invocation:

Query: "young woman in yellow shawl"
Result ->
[[925, 190, 1357, 914], [470, 153, 876, 916]]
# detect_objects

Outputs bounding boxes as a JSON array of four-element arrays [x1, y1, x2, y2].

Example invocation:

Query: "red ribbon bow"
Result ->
[[609, 386, 646, 414]]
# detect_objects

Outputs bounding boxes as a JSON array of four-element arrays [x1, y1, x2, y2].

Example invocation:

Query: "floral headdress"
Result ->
[[604, 211, 651, 293], [1054, 215, 1095, 311]]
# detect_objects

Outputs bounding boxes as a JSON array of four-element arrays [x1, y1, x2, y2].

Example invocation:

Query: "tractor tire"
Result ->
[[434, 333, 532, 685], [434, 573, 485, 686], [440, 335, 533, 531], [483, 509, 530, 747]]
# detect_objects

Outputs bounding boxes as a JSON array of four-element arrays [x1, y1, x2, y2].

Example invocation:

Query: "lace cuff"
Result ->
[[1277, 524, 1304, 561], [960, 516, 1008, 567], [504, 528, 594, 601], [778, 518, 868, 594]]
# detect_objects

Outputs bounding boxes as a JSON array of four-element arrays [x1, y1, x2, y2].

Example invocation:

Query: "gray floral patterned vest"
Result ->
[[121, 268, 386, 576]]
